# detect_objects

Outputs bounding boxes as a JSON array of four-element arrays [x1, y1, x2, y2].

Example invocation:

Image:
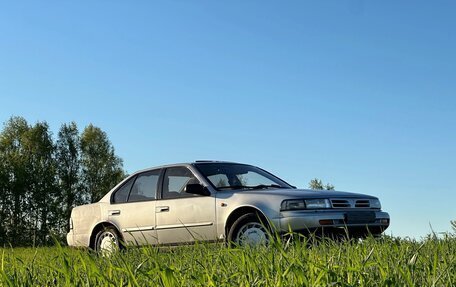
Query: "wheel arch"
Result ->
[[224, 206, 270, 239], [89, 221, 124, 250]]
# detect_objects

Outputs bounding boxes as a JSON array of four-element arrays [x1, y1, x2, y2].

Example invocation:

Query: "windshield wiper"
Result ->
[[217, 184, 286, 190], [250, 184, 286, 189], [217, 185, 250, 190]]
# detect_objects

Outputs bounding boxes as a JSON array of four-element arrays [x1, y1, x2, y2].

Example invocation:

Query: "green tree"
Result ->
[[0, 117, 126, 246], [308, 178, 335, 190], [0, 117, 31, 245], [23, 121, 58, 245], [0, 148, 8, 242], [80, 124, 125, 203], [56, 122, 81, 232]]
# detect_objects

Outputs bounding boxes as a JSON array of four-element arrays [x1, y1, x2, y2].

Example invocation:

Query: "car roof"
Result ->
[[131, 161, 246, 174]]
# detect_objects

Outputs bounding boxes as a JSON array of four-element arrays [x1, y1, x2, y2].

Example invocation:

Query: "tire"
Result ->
[[94, 226, 121, 256], [227, 213, 270, 246]]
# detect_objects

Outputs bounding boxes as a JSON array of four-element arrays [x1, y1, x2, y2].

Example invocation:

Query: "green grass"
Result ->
[[1, 235, 455, 286]]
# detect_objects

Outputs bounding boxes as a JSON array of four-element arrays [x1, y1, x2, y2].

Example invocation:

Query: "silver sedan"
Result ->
[[67, 161, 390, 252]]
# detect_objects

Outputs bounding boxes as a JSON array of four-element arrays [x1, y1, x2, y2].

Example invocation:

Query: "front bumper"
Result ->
[[279, 210, 390, 236]]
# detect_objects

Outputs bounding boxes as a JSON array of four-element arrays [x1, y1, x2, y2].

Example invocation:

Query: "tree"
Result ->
[[56, 122, 81, 232], [308, 178, 335, 190], [0, 117, 31, 245], [23, 121, 58, 245], [80, 124, 125, 203], [0, 117, 126, 246], [0, 149, 8, 242]]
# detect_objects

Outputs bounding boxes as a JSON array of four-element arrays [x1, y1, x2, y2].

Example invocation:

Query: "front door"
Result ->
[[155, 166, 216, 244]]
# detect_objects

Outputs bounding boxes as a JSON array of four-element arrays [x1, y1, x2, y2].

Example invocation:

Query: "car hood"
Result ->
[[237, 188, 377, 199]]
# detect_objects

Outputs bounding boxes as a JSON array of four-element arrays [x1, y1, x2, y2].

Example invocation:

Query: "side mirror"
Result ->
[[184, 184, 210, 196]]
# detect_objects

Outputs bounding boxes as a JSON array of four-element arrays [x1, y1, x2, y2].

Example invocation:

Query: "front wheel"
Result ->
[[228, 213, 270, 246], [94, 227, 121, 256]]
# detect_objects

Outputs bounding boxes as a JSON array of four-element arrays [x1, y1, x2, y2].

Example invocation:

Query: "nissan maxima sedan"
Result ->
[[67, 161, 390, 252]]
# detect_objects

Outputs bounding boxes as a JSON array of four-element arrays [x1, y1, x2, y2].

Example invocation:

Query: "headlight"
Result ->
[[305, 199, 331, 209], [281, 199, 331, 211], [370, 198, 381, 209], [281, 199, 306, 211]]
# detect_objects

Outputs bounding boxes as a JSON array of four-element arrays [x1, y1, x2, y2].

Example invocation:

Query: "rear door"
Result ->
[[155, 166, 216, 244], [108, 169, 161, 246]]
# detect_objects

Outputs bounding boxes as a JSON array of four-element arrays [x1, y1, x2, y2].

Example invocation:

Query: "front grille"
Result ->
[[355, 200, 370, 208], [330, 198, 372, 209], [331, 199, 351, 208]]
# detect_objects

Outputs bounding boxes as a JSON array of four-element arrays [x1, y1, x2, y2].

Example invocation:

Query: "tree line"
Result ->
[[0, 117, 125, 246]]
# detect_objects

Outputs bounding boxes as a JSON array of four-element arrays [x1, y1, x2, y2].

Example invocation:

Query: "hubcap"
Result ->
[[236, 222, 269, 246], [98, 231, 118, 255]]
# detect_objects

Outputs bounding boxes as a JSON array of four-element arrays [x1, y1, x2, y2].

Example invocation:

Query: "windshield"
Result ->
[[194, 163, 293, 191]]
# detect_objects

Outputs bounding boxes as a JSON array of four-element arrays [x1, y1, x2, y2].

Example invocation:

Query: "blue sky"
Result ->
[[1, 1, 455, 238]]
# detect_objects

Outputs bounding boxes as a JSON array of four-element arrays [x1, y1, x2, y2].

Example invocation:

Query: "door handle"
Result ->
[[156, 206, 170, 212], [109, 210, 121, 216]]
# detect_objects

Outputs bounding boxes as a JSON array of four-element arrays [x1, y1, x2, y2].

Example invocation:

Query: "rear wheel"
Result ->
[[94, 226, 121, 256], [228, 213, 270, 246]]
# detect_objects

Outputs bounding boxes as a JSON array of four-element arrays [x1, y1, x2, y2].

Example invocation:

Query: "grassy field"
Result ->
[[1, 234, 455, 286]]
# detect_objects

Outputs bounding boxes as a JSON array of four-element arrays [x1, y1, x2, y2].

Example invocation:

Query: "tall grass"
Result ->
[[1, 234, 455, 286]]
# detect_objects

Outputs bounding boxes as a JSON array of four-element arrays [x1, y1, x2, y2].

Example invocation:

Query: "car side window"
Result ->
[[113, 176, 136, 203], [128, 170, 160, 202], [162, 167, 200, 199]]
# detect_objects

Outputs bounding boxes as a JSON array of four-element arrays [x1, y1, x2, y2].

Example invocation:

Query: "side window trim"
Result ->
[[126, 175, 140, 202], [157, 168, 165, 199], [160, 166, 202, 200], [159, 167, 168, 200], [111, 175, 137, 204], [111, 168, 164, 204], [128, 169, 162, 203]]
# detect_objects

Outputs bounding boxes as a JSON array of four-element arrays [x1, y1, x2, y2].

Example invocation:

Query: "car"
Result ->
[[67, 161, 390, 252]]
